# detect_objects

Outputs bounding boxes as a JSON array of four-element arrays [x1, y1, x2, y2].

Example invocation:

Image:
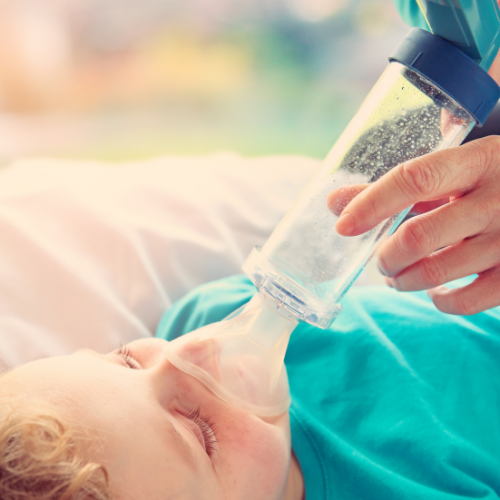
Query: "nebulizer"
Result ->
[[164, 0, 500, 417]]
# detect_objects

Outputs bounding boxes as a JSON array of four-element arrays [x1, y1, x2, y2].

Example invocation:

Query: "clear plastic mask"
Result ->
[[163, 292, 298, 417]]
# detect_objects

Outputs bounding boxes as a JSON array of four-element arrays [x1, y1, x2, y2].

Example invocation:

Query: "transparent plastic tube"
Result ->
[[243, 61, 476, 329], [163, 292, 297, 416]]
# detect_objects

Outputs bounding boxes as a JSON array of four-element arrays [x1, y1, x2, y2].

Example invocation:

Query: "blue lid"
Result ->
[[389, 28, 500, 126]]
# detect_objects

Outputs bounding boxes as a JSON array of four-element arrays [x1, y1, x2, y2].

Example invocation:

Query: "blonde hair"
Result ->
[[0, 398, 111, 500]]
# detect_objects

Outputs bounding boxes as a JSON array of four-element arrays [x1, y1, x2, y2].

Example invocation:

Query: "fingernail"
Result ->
[[336, 212, 355, 236], [384, 277, 393, 288], [377, 263, 388, 277]]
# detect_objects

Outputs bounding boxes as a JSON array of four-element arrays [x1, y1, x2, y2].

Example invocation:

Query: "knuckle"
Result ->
[[364, 188, 384, 220], [469, 193, 500, 233], [420, 256, 446, 288], [479, 136, 500, 165], [475, 197, 493, 222], [397, 217, 433, 256], [449, 294, 479, 316], [467, 136, 500, 182], [491, 236, 500, 256], [397, 158, 442, 198]]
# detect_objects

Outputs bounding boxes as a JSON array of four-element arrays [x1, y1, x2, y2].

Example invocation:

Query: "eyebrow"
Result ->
[[79, 349, 201, 470]]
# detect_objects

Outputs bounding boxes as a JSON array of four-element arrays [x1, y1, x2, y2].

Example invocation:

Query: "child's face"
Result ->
[[6, 338, 292, 500]]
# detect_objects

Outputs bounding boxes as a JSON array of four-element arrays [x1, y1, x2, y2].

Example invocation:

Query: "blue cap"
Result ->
[[389, 28, 500, 126]]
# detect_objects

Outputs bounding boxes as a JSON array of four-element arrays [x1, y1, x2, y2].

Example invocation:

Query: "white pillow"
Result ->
[[0, 153, 320, 369]]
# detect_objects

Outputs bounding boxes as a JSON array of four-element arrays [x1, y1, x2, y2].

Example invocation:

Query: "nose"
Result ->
[[124, 338, 170, 369], [125, 337, 214, 405]]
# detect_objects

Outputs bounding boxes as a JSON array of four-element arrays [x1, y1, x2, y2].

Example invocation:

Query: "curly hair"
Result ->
[[0, 398, 111, 500]]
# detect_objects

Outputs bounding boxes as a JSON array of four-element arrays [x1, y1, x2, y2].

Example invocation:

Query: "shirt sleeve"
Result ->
[[392, 0, 428, 29]]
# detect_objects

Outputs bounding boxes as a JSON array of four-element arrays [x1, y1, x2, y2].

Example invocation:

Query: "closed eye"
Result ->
[[114, 345, 142, 370]]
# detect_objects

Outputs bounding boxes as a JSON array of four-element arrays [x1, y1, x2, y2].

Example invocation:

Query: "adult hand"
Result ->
[[329, 136, 500, 315]]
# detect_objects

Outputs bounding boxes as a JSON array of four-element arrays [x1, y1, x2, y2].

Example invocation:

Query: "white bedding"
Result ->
[[0, 153, 322, 369], [0, 153, 386, 370]]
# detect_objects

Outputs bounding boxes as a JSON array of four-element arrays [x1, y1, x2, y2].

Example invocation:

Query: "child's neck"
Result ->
[[284, 451, 304, 500]]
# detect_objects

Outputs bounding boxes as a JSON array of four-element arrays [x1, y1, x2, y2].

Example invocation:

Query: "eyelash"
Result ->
[[114, 348, 218, 456], [115, 345, 141, 370], [183, 407, 218, 457]]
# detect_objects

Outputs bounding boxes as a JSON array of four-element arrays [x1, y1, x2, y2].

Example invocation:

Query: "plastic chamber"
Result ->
[[243, 60, 476, 328]]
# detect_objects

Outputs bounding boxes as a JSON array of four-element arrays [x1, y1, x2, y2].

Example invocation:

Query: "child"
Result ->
[[1, 270, 499, 500], [0, 133, 499, 499], [157, 274, 500, 499]]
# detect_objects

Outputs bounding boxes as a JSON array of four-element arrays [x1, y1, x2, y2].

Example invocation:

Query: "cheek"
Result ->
[[218, 413, 291, 498], [157, 363, 291, 496]]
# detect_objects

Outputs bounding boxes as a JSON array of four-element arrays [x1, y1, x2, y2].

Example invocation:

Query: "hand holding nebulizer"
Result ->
[[243, 29, 500, 328], [163, 293, 297, 417]]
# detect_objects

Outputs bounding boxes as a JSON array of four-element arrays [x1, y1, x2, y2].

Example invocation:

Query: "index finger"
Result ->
[[334, 139, 490, 236]]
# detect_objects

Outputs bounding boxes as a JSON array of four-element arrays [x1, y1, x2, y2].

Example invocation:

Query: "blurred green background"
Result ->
[[0, 0, 409, 164]]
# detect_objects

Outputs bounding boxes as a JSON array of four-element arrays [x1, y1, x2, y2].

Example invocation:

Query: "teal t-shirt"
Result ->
[[156, 276, 500, 499]]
